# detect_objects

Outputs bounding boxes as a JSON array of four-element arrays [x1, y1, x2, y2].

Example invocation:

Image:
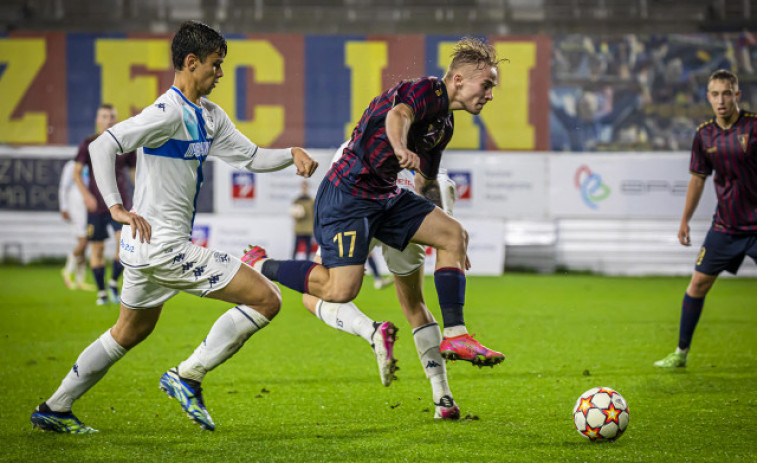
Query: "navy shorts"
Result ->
[[314, 180, 436, 268], [87, 212, 123, 242], [695, 227, 757, 275]]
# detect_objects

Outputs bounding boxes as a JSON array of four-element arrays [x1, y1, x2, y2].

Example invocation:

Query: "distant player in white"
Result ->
[[31, 21, 318, 434], [298, 142, 463, 419], [58, 160, 91, 290]]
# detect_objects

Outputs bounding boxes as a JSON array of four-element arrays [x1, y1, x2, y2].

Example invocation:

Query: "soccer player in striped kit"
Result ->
[[244, 38, 506, 418], [654, 69, 757, 368]]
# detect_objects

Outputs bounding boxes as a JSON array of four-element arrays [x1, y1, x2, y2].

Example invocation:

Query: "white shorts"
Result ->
[[370, 238, 426, 276], [120, 241, 242, 309], [67, 202, 88, 238]]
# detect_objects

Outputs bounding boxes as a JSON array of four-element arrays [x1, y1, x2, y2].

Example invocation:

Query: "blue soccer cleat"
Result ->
[[159, 368, 215, 431], [30, 402, 98, 434]]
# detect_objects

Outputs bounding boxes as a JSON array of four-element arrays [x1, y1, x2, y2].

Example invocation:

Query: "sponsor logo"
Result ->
[[192, 225, 210, 248], [574, 165, 610, 209], [232, 172, 256, 199], [184, 141, 211, 159], [448, 171, 472, 201], [155, 103, 166, 112], [706, 146, 717, 154]]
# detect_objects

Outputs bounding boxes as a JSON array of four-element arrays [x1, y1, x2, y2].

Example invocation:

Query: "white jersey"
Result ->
[[58, 160, 87, 214], [105, 86, 292, 268]]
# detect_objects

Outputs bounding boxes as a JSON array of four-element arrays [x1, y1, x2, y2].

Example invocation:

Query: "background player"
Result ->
[[244, 37, 504, 385], [58, 159, 92, 290], [30, 20, 318, 434], [654, 69, 757, 369], [74, 104, 136, 305]]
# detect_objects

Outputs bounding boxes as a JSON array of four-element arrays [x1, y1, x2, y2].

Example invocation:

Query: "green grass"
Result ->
[[1, 266, 755, 462]]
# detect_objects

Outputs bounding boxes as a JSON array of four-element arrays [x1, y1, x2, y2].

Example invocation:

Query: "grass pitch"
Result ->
[[1, 266, 755, 462]]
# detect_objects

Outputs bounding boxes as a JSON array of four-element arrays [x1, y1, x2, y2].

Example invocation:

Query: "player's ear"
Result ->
[[184, 53, 199, 72]]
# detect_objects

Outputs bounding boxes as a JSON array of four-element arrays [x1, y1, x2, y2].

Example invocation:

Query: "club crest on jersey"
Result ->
[[738, 134, 749, 152]]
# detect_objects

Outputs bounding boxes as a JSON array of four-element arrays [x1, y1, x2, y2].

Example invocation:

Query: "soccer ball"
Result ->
[[572, 387, 629, 441]]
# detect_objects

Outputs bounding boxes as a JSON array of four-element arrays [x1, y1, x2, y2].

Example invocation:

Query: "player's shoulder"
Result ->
[[695, 118, 716, 134]]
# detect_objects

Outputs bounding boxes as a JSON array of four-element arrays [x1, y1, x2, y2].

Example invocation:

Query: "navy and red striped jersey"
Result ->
[[327, 76, 453, 199], [690, 110, 757, 233]]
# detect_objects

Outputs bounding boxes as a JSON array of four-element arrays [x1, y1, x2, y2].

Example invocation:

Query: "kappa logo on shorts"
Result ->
[[182, 261, 195, 272], [173, 253, 186, 264], [208, 274, 222, 287], [193, 265, 206, 280], [213, 252, 229, 263]]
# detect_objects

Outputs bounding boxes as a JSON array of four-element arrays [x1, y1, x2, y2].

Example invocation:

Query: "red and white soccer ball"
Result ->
[[573, 387, 629, 441]]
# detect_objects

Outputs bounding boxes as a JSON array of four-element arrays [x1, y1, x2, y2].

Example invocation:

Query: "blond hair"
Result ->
[[444, 37, 503, 78]]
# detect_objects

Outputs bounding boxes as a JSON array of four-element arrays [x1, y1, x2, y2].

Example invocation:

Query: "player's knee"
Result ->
[[321, 285, 359, 304], [259, 285, 282, 318]]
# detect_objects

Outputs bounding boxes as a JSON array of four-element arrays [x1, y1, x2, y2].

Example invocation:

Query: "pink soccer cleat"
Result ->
[[371, 321, 399, 387], [434, 395, 460, 420], [440, 333, 505, 368], [241, 245, 269, 271]]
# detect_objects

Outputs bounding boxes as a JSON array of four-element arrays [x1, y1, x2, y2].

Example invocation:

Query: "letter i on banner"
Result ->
[[344, 41, 388, 140]]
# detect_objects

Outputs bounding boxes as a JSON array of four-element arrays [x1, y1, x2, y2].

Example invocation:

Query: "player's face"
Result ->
[[707, 78, 740, 120], [95, 108, 117, 134], [195, 50, 225, 96], [455, 64, 498, 115]]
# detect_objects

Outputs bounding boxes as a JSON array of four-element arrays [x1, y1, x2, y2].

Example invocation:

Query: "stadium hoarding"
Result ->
[[548, 153, 717, 218], [0, 32, 550, 151]]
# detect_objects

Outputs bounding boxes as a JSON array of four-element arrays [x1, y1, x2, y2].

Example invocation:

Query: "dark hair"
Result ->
[[98, 103, 114, 111], [171, 20, 227, 71], [708, 69, 738, 89]]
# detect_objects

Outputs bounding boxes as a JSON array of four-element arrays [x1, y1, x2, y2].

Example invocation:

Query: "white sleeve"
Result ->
[[107, 102, 181, 153], [209, 108, 293, 172], [88, 134, 122, 209], [58, 161, 74, 212]]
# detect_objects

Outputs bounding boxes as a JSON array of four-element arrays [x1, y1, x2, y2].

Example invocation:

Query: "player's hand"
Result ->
[[110, 204, 152, 244], [84, 193, 98, 212], [61, 211, 71, 222], [395, 147, 420, 171], [678, 222, 691, 246], [292, 147, 318, 178]]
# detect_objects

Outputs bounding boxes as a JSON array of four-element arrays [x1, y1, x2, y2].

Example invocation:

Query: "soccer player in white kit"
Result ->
[[58, 160, 91, 290], [30, 20, 318, 434]]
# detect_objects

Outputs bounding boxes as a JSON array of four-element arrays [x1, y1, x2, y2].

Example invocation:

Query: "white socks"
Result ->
[[315, 300, 375, 343], [443, 325, 468, 338], [178, 305, 270, 383], [46, 329, 127, 412], [413, 322, 451, 402], [64, 252, 77, 274]]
